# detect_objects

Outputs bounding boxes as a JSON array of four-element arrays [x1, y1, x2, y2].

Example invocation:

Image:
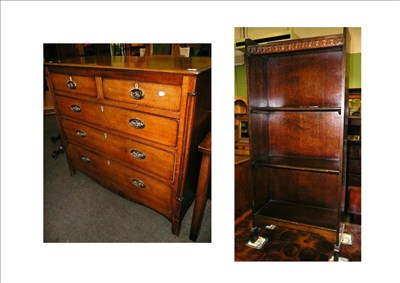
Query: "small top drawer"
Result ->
[[102, 78, 181, 111], [50, 73, 97, 97]]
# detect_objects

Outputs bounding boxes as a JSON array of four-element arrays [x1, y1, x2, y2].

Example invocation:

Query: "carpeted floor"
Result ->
[[43, 114, 211, 243]]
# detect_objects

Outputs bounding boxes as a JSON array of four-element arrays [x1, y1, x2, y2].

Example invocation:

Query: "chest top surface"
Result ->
[[45, 56, 211, 75]]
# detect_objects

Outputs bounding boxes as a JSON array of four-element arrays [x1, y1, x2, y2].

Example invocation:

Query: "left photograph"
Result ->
[[44, 43, 212, 243]]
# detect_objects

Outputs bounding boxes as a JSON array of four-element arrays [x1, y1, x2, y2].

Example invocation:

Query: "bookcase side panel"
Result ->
[[246, 57, 269, 108], [252, 167, 271, 212]]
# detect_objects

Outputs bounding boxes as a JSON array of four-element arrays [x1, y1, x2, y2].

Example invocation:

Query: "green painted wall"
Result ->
[[234, 52, 361, 99], [348, 53, 361, 89], [235, 65, 247, 99]]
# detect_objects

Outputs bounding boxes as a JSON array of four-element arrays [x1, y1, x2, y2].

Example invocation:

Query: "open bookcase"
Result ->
[[246, 30, 349, 249]]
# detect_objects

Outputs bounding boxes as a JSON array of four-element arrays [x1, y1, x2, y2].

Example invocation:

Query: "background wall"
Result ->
[[348, 52, 361, 88]]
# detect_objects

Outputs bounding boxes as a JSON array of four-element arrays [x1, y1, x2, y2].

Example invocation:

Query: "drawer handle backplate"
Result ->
[[129, 118, 145, 129], [131, 149, 146, 160], [81, 155, 91, 163], [76, 130, 87, 138], [67, 76, 77, 89], [130, 83, 144, 100], [71, 104, 81, 112], [131, 178, 145, 189]]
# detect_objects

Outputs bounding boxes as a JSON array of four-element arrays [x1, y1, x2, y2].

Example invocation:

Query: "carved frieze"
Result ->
[[247, 34, 344, 55]]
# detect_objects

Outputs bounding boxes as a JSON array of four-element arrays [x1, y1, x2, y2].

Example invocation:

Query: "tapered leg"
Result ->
[[171, 218, 182, 237]]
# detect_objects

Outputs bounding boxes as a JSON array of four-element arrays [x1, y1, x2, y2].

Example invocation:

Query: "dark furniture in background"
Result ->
[[235, 155, 251, 220], [234, 98, 251, 221], [245, 30, 349, 250], [346, 88, 361, 224]]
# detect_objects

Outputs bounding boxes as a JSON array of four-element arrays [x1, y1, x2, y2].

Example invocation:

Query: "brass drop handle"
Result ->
[[71, 104, 81, 112], [131, 178, 145, 189], [130, 83, 144, 100], [76, 130, 87, 138], [81, 155, 91, 163], [129, 118, 145, 129], [131, 149, 146, 160], [67, 76, 77, 89]]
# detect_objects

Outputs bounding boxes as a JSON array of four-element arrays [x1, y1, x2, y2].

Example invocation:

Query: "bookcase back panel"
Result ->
[[266, 51, 344, 107], [269, 112, 342, 158], [246, 50, 345, 109], [268, 168, 339, 209]]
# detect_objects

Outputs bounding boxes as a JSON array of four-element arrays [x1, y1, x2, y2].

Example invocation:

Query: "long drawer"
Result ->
[[102, 78, 182, 111], [67, 143, 171, 215], [56, 95, 179, 147], [62, 119, 176, 181]]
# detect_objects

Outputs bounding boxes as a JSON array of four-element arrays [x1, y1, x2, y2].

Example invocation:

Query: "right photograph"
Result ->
[[234, 27, 361, 261]]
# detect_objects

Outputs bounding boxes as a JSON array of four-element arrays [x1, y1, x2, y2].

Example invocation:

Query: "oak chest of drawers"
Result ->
[[45, 56, 211, 236]]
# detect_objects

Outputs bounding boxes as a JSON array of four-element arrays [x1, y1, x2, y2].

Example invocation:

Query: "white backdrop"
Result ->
[[1, 1, 399, 283]]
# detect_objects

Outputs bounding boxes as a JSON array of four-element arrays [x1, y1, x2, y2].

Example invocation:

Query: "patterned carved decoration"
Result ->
[[247, 34, 344, 55]]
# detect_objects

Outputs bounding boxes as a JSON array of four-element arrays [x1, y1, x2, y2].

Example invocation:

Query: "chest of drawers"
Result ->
[[45, 56, 211, 236]]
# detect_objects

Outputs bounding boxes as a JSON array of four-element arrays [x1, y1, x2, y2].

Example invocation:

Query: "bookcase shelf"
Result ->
[[253, 156, 340, 174], [256, 200, 338, 231], [250, 106, 342, 114]]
